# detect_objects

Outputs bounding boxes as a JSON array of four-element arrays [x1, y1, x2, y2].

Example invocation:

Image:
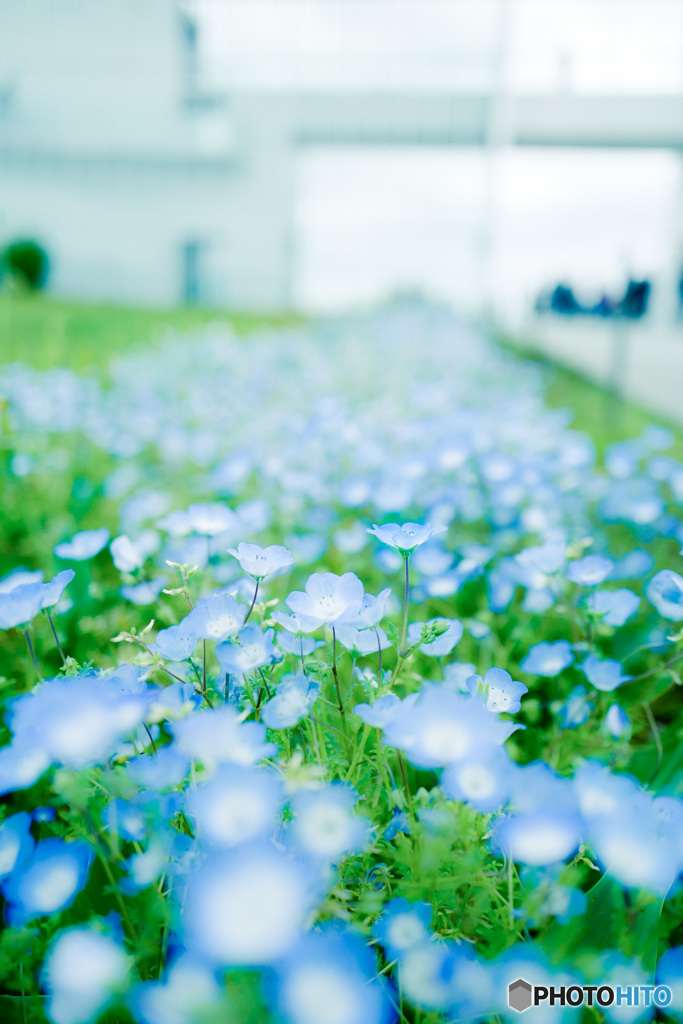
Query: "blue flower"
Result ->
[[125, 748, 190, 790], [110, 531, 159, 572], [286, 572, 364, 631], [381, 685, 501, 770], [120, 578, 166, 606], [2, 837, 93, 924], [54, 527, 110, 561], [334, 625, 391, 655], [581, 653, 633, 692], [182, 842, 322, 965], [566, 554, 614, 587], [0, 569, 43, 592], [367, 521, 446, 555], [0, 581, 44, 630], [442, 746, 514, 813], [0, 812, 34, 879], [185, 502, 238, 537], [227, 542, 294, 581], [558, 685, 591, 728], [373, 898, 432, 957], [647, 569, 683, 621], [520, 640, 574, 677], [216, 625, 278, 675], [187, 764, 283, 848], [353, 693, 401, 728], [406, 618, 463, 657], [493, 763, 582, 867], [170, 706, 276, 765], [604, 703, 630, 739], [340, 587, 393, 628], [275, 631, 324, 657], [271, 927, 393, 1024], [586, 587, 640, 626], [262, 674, 320, 729], [466, 667, 528, 713], [181, 591, 244, 641], [131, 954, 222, 1024], [289, 785, 370, 862], [42, 925, 130, 1024], [149, 624, 198, 662]]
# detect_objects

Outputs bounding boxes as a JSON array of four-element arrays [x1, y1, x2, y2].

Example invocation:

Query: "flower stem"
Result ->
[[331, 627, 351, 757], [46, 610, 66, 664], [243, 578, 259, 625], [24, 628, 42, 681]]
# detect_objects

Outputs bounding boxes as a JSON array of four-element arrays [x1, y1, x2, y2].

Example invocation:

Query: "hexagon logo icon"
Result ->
[[508, 978, 533, 1012]]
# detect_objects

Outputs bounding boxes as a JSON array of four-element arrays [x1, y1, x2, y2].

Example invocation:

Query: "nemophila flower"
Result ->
[[406, 618, 463, 657], [286, 572, 364, 632], [42, 926, 131, 1024], [2, 837, 93, 924], [399, 940, 464, 1012], [40, 569, 76, 610], [270, 927, 393, 1024], [290, 784, 370, 862], [382, 685, 500, 770], [647, 569, 683, 620], [581, 653, 633, 692], [442, 746, 514, 813], [557, 685, 591, 729], [0, 580, 44, 630], [148, 681, 202, 721], [110, 531, 159, 572], [185, 502, 238, 537], [334, 625, 391, 655], [367, 521, 446, 555], [494, 764, 583, 867], [589, 797, 683, 894], [125, 748, 190, 790], [104, 800, 147, 843], [0, 568, 43, 592], [586, 587, 640, 627], [227, 541, 294, 581], [608, 548, 654, 580], [216, 624, 278, 675], [466, 667, 528, 713], [443, 661, 477, 693], [123, 842, 169, 892], [6, 674, 149, 772], [520, 639, 574, 677], [132, 953, 223, 1024], [340, 587, 393, 628], [187, 764, 283, 848], [0, 737, 51, 796], [353, 693, 401, 728], [170, 705, 276, 765], [515, 539, 566, 579], [657, 947, 683, 1017], [373, 898, 432, 958], [54, 527, 110, 561], [262, 674, 320, 728], [149, 624, 198, 662], [120, 578, 166, 606], [605, 703, 630, 739], [0, 812, 34, 878], [276, 631, 324, 657], [566, 554, 614, 587], [411, 543, 453, 577], [181, 591, 244, 640], [182, 841, 321, 965]]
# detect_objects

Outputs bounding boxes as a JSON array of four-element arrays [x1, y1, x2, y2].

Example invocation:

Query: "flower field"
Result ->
[[1, 302, 683, 1023]]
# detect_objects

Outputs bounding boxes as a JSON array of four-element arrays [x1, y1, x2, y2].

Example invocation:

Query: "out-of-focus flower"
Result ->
[[42, 926, 130, 1024], [520, 640, 574, 677], [647, 569, 683, 620], [581, 653, 633, 692], [2, 838, 93, 924], [54, 528, 110, 561]]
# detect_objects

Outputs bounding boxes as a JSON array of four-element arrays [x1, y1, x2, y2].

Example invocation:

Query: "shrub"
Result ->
[[2, 238, 49, 290]]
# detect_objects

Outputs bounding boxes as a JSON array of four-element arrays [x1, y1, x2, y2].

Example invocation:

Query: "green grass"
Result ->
[[0, 293, 301, 371]]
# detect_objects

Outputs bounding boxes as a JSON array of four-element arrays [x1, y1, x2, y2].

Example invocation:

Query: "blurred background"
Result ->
[[1, 0, 683, 417]]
